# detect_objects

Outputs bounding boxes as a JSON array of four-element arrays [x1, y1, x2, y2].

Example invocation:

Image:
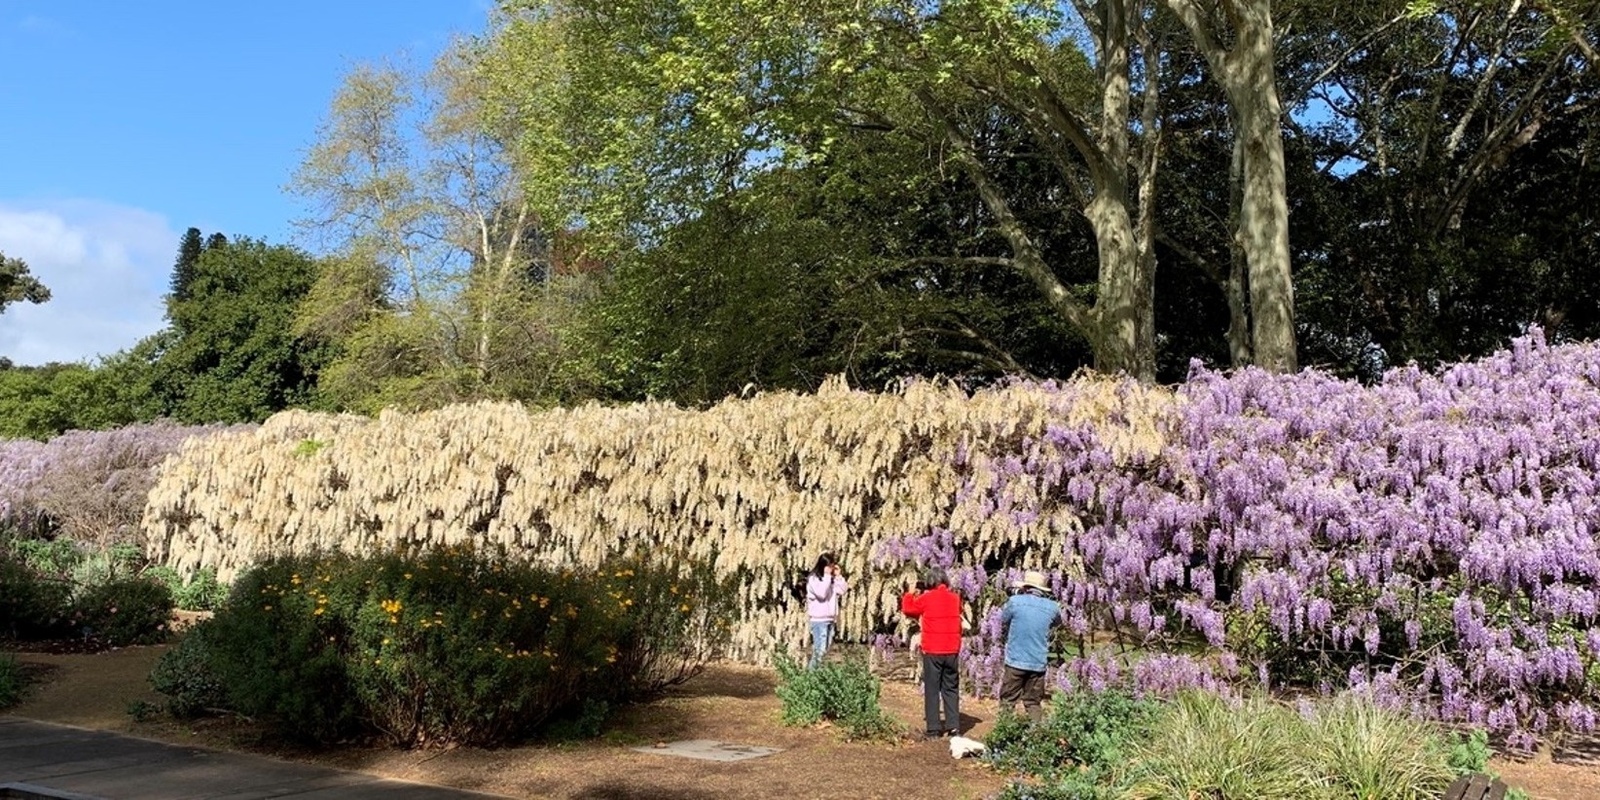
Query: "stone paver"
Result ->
[[0, 718, 512, 800], [630, 739, 781, 762]]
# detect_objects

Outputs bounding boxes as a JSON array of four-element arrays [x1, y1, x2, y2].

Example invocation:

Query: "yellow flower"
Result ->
[[313, 608, 325, 616], [263, 604, 273, 611], [380, 599, 402, 615]]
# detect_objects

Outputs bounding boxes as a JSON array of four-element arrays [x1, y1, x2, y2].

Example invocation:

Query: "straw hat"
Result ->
[[1022, 570, 1050, 591]]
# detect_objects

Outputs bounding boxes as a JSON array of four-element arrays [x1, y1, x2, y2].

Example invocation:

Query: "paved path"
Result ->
[[0, 717, 513, 799]]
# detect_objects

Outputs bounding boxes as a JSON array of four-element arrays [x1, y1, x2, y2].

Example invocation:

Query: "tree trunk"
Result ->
[[1086, 0, 1155, 382], [1087, 193, 1155, 381], [1164, 0, 1297, 373], [1226, 1, 1296, 373]]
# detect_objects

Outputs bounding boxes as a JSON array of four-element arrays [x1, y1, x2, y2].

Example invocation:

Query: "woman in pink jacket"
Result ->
[[806, 552, 847, 668]]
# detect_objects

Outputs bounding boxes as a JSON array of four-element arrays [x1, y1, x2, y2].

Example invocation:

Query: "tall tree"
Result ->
[[157, 235, 329, 423], [494, 0, 1168, 379], [493, 0, 1305, 379], [1163, 0, 1298, 371], [1281, 0, 1598, 372], [292, 46, 585, 409], [170, 227, 204, 303]]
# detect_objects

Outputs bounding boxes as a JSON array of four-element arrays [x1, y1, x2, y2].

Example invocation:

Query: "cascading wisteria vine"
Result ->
[[0, 421, 249, 545], [914, 330, 1600, 749]]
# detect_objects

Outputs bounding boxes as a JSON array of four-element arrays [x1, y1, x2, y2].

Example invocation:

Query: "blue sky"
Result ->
[[0, 1, 492, 365]]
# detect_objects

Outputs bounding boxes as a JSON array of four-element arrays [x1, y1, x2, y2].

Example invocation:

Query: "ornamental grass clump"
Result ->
[[1297, 693, 1456, 800], [164, 545, 736, 747], [1119, 692, 1460, 800]]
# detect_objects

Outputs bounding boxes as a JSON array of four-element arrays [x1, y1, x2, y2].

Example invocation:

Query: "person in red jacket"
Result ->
[[901, 567, 963, 738]]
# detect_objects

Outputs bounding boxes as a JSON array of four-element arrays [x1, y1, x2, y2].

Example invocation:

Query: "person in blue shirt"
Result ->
[[999, 570, 1062, 723]]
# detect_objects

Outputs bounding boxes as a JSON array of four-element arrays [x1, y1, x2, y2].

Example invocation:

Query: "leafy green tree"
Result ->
[[156, 236, 329, 423], [170, 228, 204, 303], [0, 251, 50, 313], [489, 0, 1304, 379], [1280, 0, 1598, 375], [0, 358, 158, 440], [291, 49, 590, 411]]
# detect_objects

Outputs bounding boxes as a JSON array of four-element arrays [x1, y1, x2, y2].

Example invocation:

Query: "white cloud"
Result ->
[[0, 200, 175, 366]]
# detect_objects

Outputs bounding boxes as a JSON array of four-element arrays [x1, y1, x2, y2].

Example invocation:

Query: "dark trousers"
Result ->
[[999, 664, 1047, 723], [921, 653, 961, 735]]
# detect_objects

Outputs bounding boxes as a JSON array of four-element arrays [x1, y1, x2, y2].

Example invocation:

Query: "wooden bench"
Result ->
[[1443, 773, 1509, 800]]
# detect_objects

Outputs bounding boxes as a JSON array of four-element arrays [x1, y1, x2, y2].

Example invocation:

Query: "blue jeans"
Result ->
[[809, 620, 834, 668]]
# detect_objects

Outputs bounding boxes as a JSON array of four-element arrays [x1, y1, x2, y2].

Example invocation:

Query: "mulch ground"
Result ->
[[4, 641, 1598, 800]]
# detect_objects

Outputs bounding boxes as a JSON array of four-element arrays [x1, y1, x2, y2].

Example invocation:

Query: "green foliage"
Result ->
[[1298, 694, 1456, 800], [126, 698, 158, 722], [74, 576, 174, 646], [0, 654, 23, 709], [986, 689, 1163, 800], [201, 557, 359, 742], [0, 250, 50, 312], [67, 542, 144, 591], [10, 537, 81, 576], [1446, 728, 1492, 776], [165, 546, 732, 747], [292, 438, 328, 458], [155, 235, 330, 424], [0, 549, 72, 639], [141, 566, 229, 612], [772, 649, 902, 741], [1120, 693, 1315, 799], [1114, 692, 1459, 800], [541, 698, 611, 742], [1444, 728, 1530, 800], [603, 553, 740, 695], [149, 626, 228, 718]]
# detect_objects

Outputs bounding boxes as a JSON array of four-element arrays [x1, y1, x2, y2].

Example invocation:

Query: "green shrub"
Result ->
[[10, 537, 83, 576], [75, 576, 174, 646], [0, 654, 24, 709], [167, 545, 730, 747], [773, 649, 902, 741], [339, 546, 632, 747], [1447, 728, 1493, 776], [602, 554, 740, 697], [68, 542, 144, 592], [986, 688, 1163, 799], [143, 565, 229, 611], [149, 625, 228, 718], [0, 550, 72, 639]]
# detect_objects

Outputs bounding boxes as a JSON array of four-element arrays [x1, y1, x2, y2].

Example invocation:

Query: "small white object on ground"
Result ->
[[949, 735, 987, 759]]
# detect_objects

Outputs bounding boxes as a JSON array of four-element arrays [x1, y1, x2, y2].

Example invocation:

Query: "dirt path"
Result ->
[[8, 644, 1598, 799], [6, 646, 1005, 800]]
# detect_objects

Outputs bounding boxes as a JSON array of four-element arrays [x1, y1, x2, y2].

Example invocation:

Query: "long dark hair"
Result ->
[[811, 552, 838, 578]]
